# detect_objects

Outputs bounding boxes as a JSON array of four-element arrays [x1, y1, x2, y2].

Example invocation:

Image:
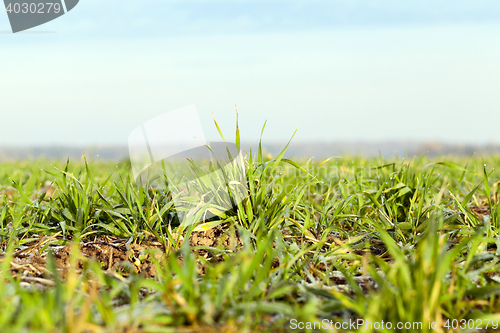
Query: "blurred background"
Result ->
[[1, 0, 500, 160]]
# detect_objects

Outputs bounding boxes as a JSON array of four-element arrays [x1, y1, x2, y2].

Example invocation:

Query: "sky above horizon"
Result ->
[[1, 0, 500, 147]]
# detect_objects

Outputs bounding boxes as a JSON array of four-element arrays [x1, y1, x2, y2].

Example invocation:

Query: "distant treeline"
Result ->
[[1, 142, 500, 161]]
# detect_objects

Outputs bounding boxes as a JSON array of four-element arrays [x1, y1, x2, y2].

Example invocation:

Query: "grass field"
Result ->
[[1, 125, 500, 332]]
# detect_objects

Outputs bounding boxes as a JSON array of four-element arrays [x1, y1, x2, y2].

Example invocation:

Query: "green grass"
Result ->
[[1, 123, 500, 332]]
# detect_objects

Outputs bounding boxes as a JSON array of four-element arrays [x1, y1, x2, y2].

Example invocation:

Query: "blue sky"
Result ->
[[1, 1, 500, 146]]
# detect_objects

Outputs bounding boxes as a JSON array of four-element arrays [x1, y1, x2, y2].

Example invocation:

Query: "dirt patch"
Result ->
[[189, 224, 240, 248], [2, 223, 243, 284], [8, 253, 52, 287], [1, 234, 165, 284], [187, 224, 243, 264], [54, 236, 165, 278], [470, 205, 491, 221]]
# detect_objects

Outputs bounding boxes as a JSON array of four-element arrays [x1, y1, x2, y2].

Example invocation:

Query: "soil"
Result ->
[[1, 223, 242, 285], [189, 224, 242, 250], [470, 205, 491, 221], [53, 236, 164, 278]]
